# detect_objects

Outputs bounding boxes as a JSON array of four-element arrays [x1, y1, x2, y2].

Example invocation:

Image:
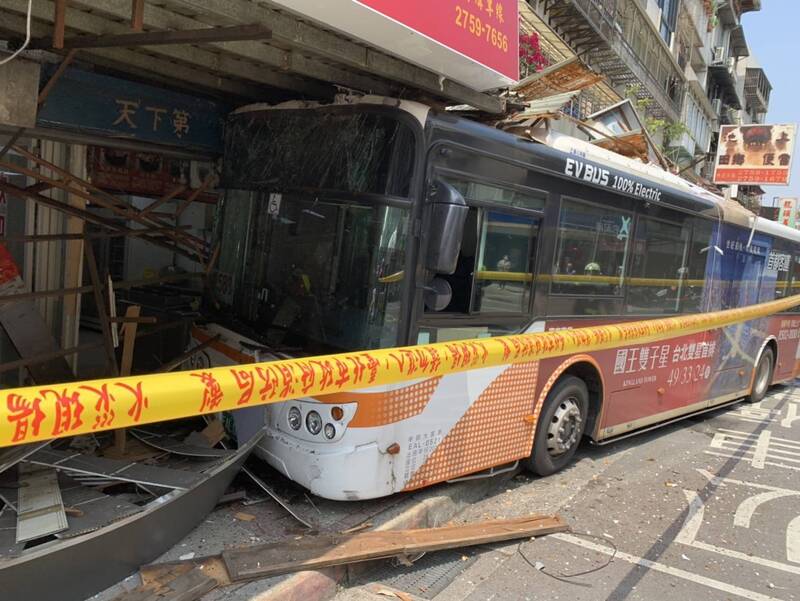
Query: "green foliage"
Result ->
[[624, 84, 687, 151]]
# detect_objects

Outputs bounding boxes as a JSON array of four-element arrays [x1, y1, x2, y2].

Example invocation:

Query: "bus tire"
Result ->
[[746, 346, 774, 404], [525, 376, 588, 477]]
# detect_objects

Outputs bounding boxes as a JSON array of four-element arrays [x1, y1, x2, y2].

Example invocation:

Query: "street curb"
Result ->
[[251, 470, 518, 601]]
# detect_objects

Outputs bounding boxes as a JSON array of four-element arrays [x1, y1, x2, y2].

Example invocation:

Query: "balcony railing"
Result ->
[[745, 67, 772, 113], [546, 0, 685, 120]]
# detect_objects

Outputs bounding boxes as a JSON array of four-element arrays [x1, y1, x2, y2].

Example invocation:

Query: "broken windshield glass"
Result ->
[[211, 191, 409, 354], [222, 108, 416, 197]]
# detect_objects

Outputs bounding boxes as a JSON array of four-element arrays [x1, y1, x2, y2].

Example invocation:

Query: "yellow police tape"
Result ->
[[2, 293, 800, 448]]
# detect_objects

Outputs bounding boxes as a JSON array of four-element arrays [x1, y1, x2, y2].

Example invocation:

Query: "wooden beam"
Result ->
[[6, 147, 207, 256], [223, 515, 567, 579], [0, 128, 25, 162], [0, 271, 204, 305], [37, 48, 79, 105], [114, 304, 141, 453], [24, 182, 55, 194], [0, 341, 104, 375], [144, 514, 568, 590], [156, 334, 220, 373], [60, 23, 272, 49], [173, 175, 214, 218], [130, 0, 144, 31], [3, 3, 325, 98], [52, 0, 67, 49], [83, 238, 119, 376], [138, 184, 187, 219], [0, 168, 204, 264]]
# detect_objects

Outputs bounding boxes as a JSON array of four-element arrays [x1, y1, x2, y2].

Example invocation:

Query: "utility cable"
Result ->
[[518, 530, 618, 586], [0, 0, 33, 66]]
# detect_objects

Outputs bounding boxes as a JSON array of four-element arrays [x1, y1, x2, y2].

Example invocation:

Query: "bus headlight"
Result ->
[[306, 410, 322, 435], [323, 423, 336, 440], [287, 407, 302, 430]]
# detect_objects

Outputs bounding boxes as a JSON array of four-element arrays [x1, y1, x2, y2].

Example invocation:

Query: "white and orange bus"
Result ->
[[194, 97, 800, 500]]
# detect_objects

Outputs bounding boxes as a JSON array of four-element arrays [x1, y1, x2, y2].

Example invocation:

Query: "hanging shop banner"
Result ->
[[712, 123, 796, 185], [268, 0, 519, 89], [36, 67, 226, 154], [779, 197, 798, 228]]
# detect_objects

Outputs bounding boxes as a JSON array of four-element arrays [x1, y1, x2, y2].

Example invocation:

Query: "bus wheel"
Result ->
[[746, 347, 774, 404], [525, 376, 588, 477]]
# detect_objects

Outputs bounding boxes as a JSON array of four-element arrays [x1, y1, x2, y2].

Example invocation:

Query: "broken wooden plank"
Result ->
[[52, 0, 67, 49], [131, 0, 145, 31], [112, 567, 217, 601], [138, 556, 231, 590], [84, 238, 120, 375], [16, 465, 68, 543], [222, 514, 569, 581]]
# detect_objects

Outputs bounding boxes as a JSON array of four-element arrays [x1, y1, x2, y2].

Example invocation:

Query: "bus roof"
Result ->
[[426, 106, 800, 246], [231, 96, 800, 245]]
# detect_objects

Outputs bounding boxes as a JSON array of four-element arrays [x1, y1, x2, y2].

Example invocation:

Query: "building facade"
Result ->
[[522, 0, 772, 206]]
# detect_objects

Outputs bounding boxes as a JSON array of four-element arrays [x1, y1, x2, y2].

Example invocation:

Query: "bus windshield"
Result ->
[[210, 107, 416, 354]]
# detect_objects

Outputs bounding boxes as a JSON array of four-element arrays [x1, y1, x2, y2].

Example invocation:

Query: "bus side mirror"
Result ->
[[426, 181, 467, 275]]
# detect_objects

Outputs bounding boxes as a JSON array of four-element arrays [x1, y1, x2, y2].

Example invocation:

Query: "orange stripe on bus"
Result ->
[[317, 378, 441, 428]]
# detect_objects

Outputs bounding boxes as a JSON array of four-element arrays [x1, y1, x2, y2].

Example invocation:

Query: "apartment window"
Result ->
[[658, 0, 679, 43]]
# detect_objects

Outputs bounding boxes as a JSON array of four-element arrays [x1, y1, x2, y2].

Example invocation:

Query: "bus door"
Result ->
[[707, 225, 769, 400], [407, 175, 545, 482]]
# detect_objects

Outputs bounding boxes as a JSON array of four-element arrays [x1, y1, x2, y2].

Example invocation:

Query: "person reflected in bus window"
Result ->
[[496, 254, 511, 289]]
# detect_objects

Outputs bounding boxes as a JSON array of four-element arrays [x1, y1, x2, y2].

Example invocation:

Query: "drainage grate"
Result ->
[[366, 548, 479, 599]]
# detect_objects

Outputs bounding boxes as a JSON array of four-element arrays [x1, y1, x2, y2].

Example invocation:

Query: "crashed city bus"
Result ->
[[193, 96, 800, 500]]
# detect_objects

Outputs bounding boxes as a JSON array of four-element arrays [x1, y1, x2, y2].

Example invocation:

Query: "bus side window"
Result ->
[[625, 215, 691, 315], [550, 198, 630, 315], [682, 218, 713, 313], [434, 207, 538, 315], [472, 210, 537, 313]]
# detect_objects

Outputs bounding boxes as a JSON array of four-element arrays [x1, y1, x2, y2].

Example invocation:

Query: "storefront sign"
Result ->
[[36, 67, 226, 154], [713, 124, 796, 185], [268, 0, 518, 89]]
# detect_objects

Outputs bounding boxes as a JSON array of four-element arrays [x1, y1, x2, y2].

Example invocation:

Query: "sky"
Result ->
[[741, 1, 800, 207]]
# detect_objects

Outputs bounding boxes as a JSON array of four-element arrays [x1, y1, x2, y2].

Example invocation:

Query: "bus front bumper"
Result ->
[[255, 427, 397, 501]]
